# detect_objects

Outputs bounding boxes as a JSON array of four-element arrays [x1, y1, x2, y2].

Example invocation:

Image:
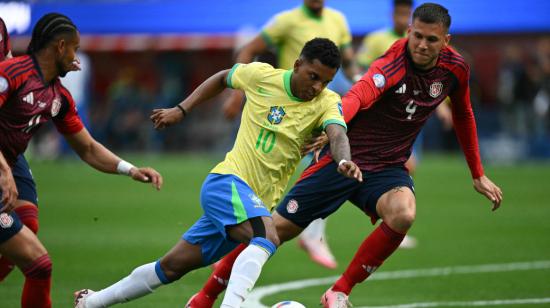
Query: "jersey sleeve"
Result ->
[[261, 11, 291, 47], [341, 57, 399, 122], [53, 84, 84, 135], [227, 62, 268, 92], [449, 65, 484, 178], [317, 91, 347, 131]]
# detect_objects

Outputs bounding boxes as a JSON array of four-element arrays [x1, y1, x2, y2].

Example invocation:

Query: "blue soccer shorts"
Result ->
[[0, 155, 37, 243], [276, 161, 414, 228], [183, 173, 271, 265]]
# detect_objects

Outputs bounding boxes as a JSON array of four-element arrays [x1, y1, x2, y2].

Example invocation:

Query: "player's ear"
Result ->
[[56, 38, 66, 55], [444, 34, 451, 47], [294, 58, 303, 72]]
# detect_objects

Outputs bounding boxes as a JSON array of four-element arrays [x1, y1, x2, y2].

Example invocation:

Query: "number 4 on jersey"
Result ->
[[405, 100, 417, 120]]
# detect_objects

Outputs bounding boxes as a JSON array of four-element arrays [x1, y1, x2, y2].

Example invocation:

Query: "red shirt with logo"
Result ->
[[0, 55, 84, 166]]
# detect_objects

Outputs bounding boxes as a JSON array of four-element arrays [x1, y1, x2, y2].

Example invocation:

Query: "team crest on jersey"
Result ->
[[0, 213, 14, 229], [0, 76, 7, 93], [51, 97, 62, 116], [249, 194, 265, 208], [372, 74, 386, 88], [429, 82, 443, 98], [267, 106, 286, 124], [286, 199, 299, 214]]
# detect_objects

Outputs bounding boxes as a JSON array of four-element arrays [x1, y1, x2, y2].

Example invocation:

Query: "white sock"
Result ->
[[301, 218, 327, 242], [86, 262, 165, 307], [220, 244, 271, 308]]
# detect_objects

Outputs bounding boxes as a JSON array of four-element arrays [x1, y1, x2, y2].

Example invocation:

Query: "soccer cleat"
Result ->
[[321, 288, 353, 308], [298, 237, 337, 269], [398, 235, 418, 249], [185, 292, 216, 308], [74, 289, 95, 308]]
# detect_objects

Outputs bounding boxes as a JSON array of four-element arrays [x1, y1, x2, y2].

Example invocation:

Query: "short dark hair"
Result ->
[[412, 3, 451, 30], [27, 13, 78, 54], [394, 0, 413, 7], [299, 38, 341, 69]]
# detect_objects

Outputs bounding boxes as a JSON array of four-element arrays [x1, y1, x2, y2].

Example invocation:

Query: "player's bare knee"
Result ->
[[392, 208, 416, 230]]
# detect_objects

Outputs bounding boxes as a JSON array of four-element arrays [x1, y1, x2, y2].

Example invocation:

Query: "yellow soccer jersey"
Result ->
[[357, 28, 405, 69], [261, 5, 352, 69], [211, 62, 346, 210]]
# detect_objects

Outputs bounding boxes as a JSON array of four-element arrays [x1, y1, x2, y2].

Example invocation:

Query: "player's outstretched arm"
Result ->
[[473, 175, 503, 211], [0, 151, 18, 213], [325, 124, 362, 182], [151, 69, 231, 129], [63, 127, 163, 190]]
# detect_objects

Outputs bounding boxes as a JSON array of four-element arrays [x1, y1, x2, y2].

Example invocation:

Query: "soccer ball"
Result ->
[[271, 300, 306, 308]]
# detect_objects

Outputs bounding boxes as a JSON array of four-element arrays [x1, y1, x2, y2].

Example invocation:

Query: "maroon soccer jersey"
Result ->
[[342, 39, 483, 178], [0, 17, 10, 61], [0, 55, 84, 166]]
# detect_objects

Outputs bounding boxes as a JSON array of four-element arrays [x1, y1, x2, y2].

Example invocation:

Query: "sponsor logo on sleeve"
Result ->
[[0, 76, 8, 93], [372, 74, 386, 88]]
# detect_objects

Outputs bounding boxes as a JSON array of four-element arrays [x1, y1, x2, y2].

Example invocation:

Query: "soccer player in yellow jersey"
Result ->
[[356, 0, 412, 70], [74, 38, 362, 308], [223, 0, 358, 270], [223, 0, 357, 119]]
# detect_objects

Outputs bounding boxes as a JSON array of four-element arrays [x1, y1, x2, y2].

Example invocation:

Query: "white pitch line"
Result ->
[[360, 297, 550, 308], [243, 260, 550, 308]]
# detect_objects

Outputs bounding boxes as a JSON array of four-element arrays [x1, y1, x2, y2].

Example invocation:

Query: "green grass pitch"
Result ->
[[2, 154, 549, 307]]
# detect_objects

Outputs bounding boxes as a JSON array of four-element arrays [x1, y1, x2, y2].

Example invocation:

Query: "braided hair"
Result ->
[[27, 13, 77, 54]]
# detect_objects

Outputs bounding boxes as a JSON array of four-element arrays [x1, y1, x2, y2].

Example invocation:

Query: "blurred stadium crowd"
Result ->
[[2, 1, 549, 162]]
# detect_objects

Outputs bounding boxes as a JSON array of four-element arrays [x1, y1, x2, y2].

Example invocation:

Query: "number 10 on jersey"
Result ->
[[256, 128, 276, 153]]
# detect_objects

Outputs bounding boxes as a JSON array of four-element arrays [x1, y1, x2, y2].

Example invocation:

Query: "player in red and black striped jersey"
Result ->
[[189, 4, 503, 308], [0, 13, 163, 308]]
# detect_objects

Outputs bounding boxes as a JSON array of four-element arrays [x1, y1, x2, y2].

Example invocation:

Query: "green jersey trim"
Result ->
[[322, 119, 347, 132], [231, 181, 248, 224], [227, 63, 240, 89], [283, 70, 304, 102]]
